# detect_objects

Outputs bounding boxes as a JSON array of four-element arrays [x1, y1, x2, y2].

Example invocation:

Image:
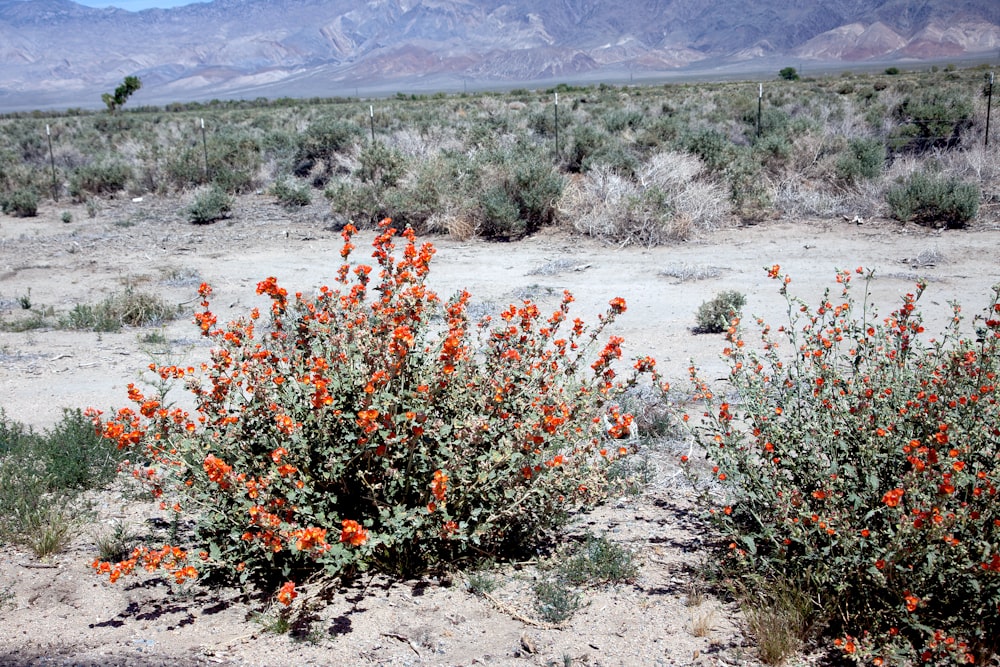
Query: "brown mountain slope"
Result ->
[[0, 0, 997, 109]]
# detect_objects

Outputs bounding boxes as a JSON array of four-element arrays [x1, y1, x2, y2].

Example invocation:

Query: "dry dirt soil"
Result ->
[[1, 194, 999, 666]]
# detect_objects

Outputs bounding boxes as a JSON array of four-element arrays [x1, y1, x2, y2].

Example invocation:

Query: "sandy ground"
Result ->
[[2, 194, 999, 666]]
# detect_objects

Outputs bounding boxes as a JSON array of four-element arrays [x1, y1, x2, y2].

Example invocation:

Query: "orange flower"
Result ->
[[882, 488, 904, 508], [290, 526, 328, 553], [441, 520, 458, 538], [430, 469, 448, 502], [203, 454, 233, 489], [277, 581, 297, 606], [340, 519, 368, 547]]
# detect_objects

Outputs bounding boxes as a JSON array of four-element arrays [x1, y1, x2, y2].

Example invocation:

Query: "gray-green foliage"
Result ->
[[560, 535, 638, 586], [889, 89, 974, 153], [187, 185, 233, 224], [694, 290, 746, 333], [836, 137, 885, 183], [0, 66, 995, 243], [0, 409, 124, 548], [61, 287, 178, 332], [166, 129, 261, 194], [324, 142, 407, 227], [476, 144, 564, 239], [294, 118, 359, 176], [69, 162, 132, 200], [356, 141, 405, 189], [886, 172, 980, 227], [1, 188, 38, 217], [533, 579, 582, 624], [271, 179, 311, 208]]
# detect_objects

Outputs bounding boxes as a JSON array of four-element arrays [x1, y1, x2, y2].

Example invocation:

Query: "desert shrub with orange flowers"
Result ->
[[87, 219, 660, 603], [687, 267, 1000, 664]]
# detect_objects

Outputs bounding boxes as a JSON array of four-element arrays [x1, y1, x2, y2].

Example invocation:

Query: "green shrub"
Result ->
[[602, 109, 644, 134], [560, 535, 638, 586], [745, 108, 792, 141], [476, 145, 563, 240], [636, 115, 683, 149], [583, 141, 641, 179], [295, 118, 358, 168], [779, 67, 800, 81], [271, 179, 311, 209], [477, 184, 523, 238], [694, 290, 746, 333], [89, 221, 657, 599], [208, 132, 261, 194], [886, 172, 979, 228], [835, 137, 885, 183], [686, 267, 1000, 664], [165, 131, 261, 194], [684, 128, 733, 173], [533, 579, 582, 623], [324, 181, 379, 227], [889, 90, 974, 153], [527, 107, 569, 138], [567, 125, 607, 173], [725, 151, 770, 216], [754, 133, 792, 171], [62, 287, 177, 332], [69, 162, 132, 200], [0, 409, 125, 546], [356, 142, 405, 189], [186, 186, 233, 224], [1, 188, 39, 217], [34, 408, 121, 490]]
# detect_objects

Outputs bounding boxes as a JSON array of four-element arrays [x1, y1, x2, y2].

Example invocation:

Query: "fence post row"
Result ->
[[987, 72, 994, 148], [200, 118, 209, 177], [46, 124, 57, 200], [554, 92, 559, 158], [757, 83, 763, 139], [26, 70, 997, 205]]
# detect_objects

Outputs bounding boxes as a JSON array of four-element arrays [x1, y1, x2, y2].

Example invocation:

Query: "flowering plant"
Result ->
[[687, 266, 1000, 664], [89, 219, 658, 602]]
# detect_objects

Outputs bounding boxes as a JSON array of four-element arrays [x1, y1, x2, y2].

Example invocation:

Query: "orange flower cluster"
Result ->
[[86, 217, 661, 613], [340, 519, 368, 547], [695, 268, 1000, 662], [93, 545, 195, 585], [289, 527, 329, 554], [276, 581, 296, 606]]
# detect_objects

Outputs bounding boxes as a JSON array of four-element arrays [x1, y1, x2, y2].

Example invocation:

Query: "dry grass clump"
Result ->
[[426, 212, 475, 240], [741, 584, 816, 666], [559, 152, 731, 246], [658, 263, 724, 283], [904, 247, 946, 268]]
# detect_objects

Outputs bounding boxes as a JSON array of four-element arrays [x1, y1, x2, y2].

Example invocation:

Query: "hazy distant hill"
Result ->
[[0, 0, 997, 109]]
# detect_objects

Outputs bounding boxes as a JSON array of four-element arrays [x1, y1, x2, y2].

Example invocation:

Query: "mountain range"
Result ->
[[1, 0, 998, 110]]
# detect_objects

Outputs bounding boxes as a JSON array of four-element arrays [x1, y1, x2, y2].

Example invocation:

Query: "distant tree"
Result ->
[[884, 67, 901, 76], [101, 76, 142, 113], [778, 67, 799, 81]]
